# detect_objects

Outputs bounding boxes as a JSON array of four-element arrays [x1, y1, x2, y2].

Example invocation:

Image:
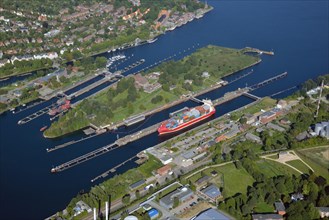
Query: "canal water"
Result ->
[[0, 1, 328, 219]]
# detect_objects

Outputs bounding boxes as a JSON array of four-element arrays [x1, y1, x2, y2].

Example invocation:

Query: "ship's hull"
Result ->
[[158, 109, 216, 135]]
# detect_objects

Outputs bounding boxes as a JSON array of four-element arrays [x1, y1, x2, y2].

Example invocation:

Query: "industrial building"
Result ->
[[312, 121, 329, 139], [199, 184, 222, 203]]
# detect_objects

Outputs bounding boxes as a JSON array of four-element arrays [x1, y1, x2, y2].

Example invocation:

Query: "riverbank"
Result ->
[[44, 45, 261, 138]]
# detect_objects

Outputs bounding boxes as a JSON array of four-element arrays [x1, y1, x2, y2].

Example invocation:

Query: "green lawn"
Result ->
[[158, 185, 180, 199], [216, 163, 254, 197], [254, 159, 300, 177], [254, 201, 274, 213], [268, 155, 279, 159], [138, 154, 163, 176], [286, 160, 312, 174]]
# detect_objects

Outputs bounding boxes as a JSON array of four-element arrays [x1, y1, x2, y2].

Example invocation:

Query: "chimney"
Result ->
[[93, 208, 97, 220], [98, 199, 103, 220], [105, 201, 109, 220], [108, 195, 111, 220]]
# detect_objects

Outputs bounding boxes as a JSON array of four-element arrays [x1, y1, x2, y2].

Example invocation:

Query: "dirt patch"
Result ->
[[321, 149, 329, 161]]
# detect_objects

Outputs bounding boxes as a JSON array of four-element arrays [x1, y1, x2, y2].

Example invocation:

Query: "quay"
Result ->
[[124, 114, 146, 126], [50, 123, 160, 172], [17, 102, 58, 125], [118, 59, 145, 75], [90, 155, 138, 182], [47, 129, 106, 152]]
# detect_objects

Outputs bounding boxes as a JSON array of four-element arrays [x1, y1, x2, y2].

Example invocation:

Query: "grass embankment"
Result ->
[[286, 160, 312, 174], [45, 45, 260, 138], [254, 159, 300, 177], [295, 147, 329, 180]]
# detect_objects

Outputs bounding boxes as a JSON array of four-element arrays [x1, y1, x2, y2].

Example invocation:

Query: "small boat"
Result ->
[[40, 126, 48, 132]]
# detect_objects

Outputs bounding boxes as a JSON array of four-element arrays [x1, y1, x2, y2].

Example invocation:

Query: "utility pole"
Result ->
[[315, 80, 324, 118]]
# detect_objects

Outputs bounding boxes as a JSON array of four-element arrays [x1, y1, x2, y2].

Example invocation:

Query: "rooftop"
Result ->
[[129, 179, 145, 189], [159, 186, 193, 208], [201, 184, 222, 199], [195, 175, 210, 186], [194, 208, 230, 220], [274, 201, 285, 212], [252, 214, 283, 220]]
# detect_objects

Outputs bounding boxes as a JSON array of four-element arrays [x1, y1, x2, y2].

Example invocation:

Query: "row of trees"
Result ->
[[0, 58, 52, 77]]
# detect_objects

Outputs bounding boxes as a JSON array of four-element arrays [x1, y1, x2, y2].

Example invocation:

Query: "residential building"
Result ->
[[195, 175, 210, 187], [159, 155, 173, 165], [202, 71, 210, 78], [73, 200, 92, 216], [291, 193, 304, 201], [157, 164, 171, 176], [133, 73, 149, 89], [159, 186, 194, 209], [277, 100, 288, 109], [317, 207, 329, 218], [244, 113, 257, 124], [0, 59, 10, 67], [274, 201, 286, 215], [258, 111, 277, 124], [267, 123, 285, 132], [245, 133, 262, 144]]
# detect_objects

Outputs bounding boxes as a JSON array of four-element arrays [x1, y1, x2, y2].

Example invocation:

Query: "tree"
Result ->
[[135, 190, 140, 199], [122, 194, 130, 205], [235, 160, 242, 169], [239, 117, 247, 124], [95, 56, 107, 68], [241, 204, 250, 216]]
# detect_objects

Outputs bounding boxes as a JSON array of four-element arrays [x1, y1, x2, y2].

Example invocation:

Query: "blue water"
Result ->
[[0, 1, 328, 219]]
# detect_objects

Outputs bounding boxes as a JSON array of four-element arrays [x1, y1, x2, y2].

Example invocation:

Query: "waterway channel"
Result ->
[[0, 1, 328, 219]]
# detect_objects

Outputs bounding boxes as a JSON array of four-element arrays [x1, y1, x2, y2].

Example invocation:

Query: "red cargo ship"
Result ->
[[158, 100, 215, 135]]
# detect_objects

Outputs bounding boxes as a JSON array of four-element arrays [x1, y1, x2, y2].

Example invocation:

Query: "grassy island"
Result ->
[[44, 45, 260, 138]]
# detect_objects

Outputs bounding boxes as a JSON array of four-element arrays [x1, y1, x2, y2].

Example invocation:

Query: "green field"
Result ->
[[295, 148, 329, 180], [268, 155, 279, 159], [254, 201, 274, 213], [254, 159, 300, 177], [188, 163, 254, 197], [286, 159, 312, 174]]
